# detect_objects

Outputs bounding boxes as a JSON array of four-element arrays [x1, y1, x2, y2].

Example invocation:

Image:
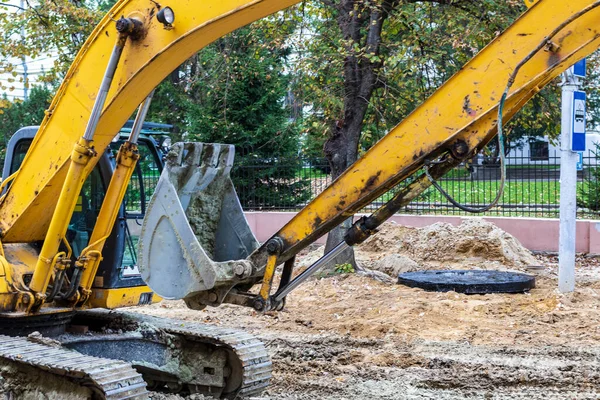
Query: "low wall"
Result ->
[[244, 212, 600, 254]]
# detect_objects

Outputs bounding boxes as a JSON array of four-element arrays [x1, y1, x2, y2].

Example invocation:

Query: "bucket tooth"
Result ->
[[138, 142, 258, 301]]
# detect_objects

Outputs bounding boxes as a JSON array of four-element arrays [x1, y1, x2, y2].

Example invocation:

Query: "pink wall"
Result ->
[[244, 212, 600, 254]]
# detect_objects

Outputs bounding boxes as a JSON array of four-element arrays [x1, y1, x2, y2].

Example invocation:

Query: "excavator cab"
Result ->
[[2, 124, 167, 308]]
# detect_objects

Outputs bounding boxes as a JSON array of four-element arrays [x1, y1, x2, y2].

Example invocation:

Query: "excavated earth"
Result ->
[[139, 219, 600, 399], [3, 219, 600, 399]]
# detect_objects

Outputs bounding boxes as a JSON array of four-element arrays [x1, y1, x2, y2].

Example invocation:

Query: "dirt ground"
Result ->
[[132, 219, 600, 399]]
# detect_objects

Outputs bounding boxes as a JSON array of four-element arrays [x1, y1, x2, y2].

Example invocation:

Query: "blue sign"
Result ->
[[577, 152, 583, 171], [572, 91, 586, 152], [573, 58, 587, 78]]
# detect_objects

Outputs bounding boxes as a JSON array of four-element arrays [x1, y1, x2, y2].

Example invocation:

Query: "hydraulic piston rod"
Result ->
[[272, 156, 461, 305], [28, 19, 144, 306], [77, 92, 154, 303]]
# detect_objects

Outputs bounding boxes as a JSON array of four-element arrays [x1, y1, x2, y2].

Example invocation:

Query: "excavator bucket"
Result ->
[[138, 142, 259, 300]]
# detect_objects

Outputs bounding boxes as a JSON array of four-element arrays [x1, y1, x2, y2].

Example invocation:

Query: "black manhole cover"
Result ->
[[398, 270, 535, 294]]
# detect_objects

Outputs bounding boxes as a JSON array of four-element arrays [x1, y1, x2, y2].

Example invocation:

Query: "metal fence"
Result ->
[[231, 149, 600, 220], [123, 144, 162, 215]]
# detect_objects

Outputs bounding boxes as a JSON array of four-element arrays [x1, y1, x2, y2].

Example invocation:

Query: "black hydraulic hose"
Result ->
[[60, 267, 82, 300], [46, 269, 65, 303]]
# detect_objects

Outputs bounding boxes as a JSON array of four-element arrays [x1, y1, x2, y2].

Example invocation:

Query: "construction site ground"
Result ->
[[139, 219, 600, 399]]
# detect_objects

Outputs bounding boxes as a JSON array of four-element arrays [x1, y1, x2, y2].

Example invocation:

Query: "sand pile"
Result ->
[[358, 218, 538, 274], [297, 218, 537, 280]]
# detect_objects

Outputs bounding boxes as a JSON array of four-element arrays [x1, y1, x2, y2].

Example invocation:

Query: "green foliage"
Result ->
[[0, 1, 104, 88], [0, 86, 52, 157], [582, 51, 600, 130], [334, 263, 355, 274], [578, 143, 600, 211], [147, 18, 311, 208], [290, 1, 568, 158]]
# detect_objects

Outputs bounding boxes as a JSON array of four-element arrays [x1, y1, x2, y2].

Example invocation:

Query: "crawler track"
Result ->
[[0, 310, 271, 399], [137, 313, 272, 397], [0, 334, 148, 399]]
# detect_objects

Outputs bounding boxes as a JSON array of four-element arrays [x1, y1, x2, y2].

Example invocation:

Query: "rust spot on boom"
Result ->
[[361, 171, 382, 194], [462, 95, 476, 117]]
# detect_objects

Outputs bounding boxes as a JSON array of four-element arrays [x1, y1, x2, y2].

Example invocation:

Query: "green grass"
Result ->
[[372, 179, 589, 207], [296, 166, 329, 179], [426, 180, 563, 205]]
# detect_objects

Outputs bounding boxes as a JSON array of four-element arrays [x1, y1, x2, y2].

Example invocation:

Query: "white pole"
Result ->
[[558, 71, 579, 293]]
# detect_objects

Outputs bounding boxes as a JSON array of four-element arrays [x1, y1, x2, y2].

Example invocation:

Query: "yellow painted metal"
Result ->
[[3, 244, 40, 288], [88, 286, 161, 309], [0, 244, 42, 311], [29, 138, 96, 298], [0, 0, 301, 243], [0, 242, 158, 312], [0, 257, 15, 311], [524, 0, 540, 9], [258, 255, 278, 301], [78, 142, 140, 304], [262, 0, 600, 261]]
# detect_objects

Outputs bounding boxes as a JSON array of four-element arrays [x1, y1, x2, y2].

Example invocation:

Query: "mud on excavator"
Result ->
[[0, 0, 598, 398]]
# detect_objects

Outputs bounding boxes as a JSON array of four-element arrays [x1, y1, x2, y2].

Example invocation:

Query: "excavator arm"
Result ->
[[0, 0, 301, 244], [0, 0, 597, 310], [175, 0, 600, 310], [257, 0, 600, 262]]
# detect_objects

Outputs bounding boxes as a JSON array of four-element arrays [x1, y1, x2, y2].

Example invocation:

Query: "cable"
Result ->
[[425, 91, 507, 213], [426, 1, 600, 213]]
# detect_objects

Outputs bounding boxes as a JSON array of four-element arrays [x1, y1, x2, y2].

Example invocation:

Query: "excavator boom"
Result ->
[[259, 0, 600, 263], [0, 0, 301, 243], [0, 0, 599, 398]]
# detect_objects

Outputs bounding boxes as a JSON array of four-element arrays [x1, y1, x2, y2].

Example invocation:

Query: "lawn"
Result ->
[[424, 180, 563, 205], [368, 179, 598, 214]]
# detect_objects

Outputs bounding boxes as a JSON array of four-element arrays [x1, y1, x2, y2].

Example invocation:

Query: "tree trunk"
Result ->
[[323, 120, 362, 268], [322, 0, 398, 269]]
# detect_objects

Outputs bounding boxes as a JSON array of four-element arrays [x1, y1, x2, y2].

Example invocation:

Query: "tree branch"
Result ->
[[0, 3, 25, 11]]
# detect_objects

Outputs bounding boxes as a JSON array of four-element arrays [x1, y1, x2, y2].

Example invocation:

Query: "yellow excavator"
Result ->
[[0, 0, 597, 398]]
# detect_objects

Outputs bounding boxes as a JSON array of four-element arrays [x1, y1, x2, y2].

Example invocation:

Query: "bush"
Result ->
[[578, 143, 600, 211]]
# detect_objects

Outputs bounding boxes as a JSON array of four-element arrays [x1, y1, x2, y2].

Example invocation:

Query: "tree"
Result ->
[[147, 18, 311, 208], [292, 0, 529, 267], [0, 1, 108, 158], [0, 85, 52, 158], [0, 1, 103, 90], [582, 51, 600, 131]]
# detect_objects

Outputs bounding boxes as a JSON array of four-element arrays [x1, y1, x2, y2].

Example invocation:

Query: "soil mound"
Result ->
[[359, 218, 537, 271]]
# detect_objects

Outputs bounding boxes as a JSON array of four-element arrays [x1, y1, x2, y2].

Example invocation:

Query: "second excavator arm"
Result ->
[[176, 0, 600, 311], [1, 0, 599, 314]]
